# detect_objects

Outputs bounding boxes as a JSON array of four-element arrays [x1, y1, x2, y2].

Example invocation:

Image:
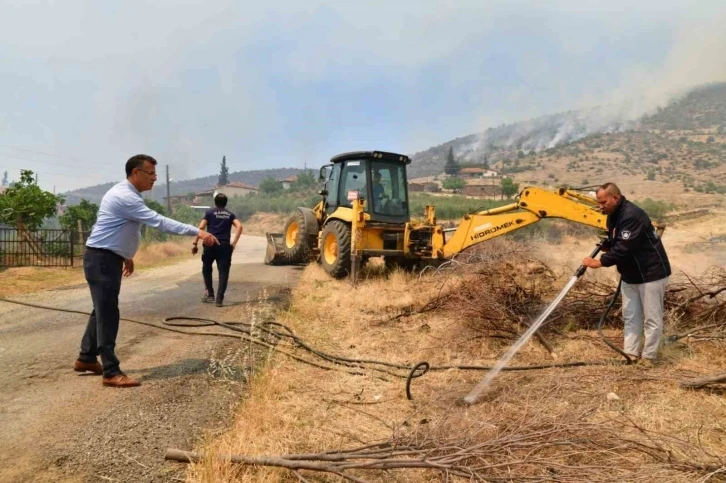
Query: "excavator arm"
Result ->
[[440, 186, 607, 258]]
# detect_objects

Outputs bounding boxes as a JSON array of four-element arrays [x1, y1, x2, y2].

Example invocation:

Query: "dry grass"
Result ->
[[242, 213, 290, 236], [0, 238, 191, 298], [189, 239, 726, 482], [0, 266, 85, 298], [133, 237, 190, 266]]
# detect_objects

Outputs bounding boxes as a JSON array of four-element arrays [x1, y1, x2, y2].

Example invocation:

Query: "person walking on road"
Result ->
[[191, 193, 243, 307], [582, 182, 671, 367], [75, 154, 219, 388]]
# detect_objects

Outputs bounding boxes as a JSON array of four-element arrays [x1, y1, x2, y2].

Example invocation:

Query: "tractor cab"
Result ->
[[319, 151, 411, 224]]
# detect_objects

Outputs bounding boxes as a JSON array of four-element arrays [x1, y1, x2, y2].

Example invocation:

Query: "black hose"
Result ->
[[406, 362, 430, 400], [0, 296, 629, 389]]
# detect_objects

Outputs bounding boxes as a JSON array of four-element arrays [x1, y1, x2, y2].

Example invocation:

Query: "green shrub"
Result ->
[[442, 177, 465, 190], [634, 198, 675, 220], [409, 193, 507, 220], [226, 191, 321, 221]]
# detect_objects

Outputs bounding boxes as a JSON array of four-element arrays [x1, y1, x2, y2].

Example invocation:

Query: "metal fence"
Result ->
[[0, 228, 89, 268]]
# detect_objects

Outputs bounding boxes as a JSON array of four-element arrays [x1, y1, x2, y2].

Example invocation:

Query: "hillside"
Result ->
[[62, 167, 304, 205], [500, 129, 726, 200], [407, 107, 637, 178], [409, 82, 726, 206], [62, 82, 726, 207]]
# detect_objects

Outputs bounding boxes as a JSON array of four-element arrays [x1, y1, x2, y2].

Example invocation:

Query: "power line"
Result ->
[[0, 164, 109, 182], [0, 142, 90, 163], [0, 151, 112, 173]]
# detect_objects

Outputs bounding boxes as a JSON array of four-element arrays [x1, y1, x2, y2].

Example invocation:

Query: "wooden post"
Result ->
[[75, 219, 86, 267], [77, 219, 85, 245], [166, 164, 172, 215]]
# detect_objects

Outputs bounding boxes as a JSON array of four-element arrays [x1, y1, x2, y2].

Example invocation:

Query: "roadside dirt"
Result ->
[[0, 235, 300, 483]]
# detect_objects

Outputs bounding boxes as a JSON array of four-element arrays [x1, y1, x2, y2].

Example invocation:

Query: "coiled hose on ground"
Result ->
[[0, 291, 629, 401]]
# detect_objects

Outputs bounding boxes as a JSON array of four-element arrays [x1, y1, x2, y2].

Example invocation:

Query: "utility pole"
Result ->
[[166, 165, 172, 214]]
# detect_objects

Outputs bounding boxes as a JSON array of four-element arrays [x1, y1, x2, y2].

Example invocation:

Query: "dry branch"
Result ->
[[679, 372, 726, 389], [169, 414, 724, 482]]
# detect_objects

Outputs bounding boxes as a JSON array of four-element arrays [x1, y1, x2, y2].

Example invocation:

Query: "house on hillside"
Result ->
[[193, 182, 259, 205], [0, 186, 6, 195], [192, 188, 216, 206], [163, 194, 194, 210], [458, 167, 499, 179], [218, 182, 258, 198], [279, 175, 298, 190]]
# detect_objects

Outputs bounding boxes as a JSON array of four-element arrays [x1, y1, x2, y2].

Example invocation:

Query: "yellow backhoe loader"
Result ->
[[265, 150, 608, 279]]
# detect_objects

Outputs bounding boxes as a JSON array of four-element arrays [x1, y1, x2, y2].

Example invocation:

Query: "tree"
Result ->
[[259, 177, 283, 195], [144, 198, 166, 215], [500, 177, 519, 199], [290, 169, 316, 191], [442, 177, 465, 190], [59, 199, 99, 232], [218, 156, 229, 186], [0, 170, 64, 229], [1, 171, 7, 187], [140, 199, 167, 241], [444, 146, 459, 175], [169, 204, 201, 225]]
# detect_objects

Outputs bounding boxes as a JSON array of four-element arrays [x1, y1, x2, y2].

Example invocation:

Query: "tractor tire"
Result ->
[[320, 220, 352, 279], [282, 209, 315, 263], [384, 256, 418, 272]]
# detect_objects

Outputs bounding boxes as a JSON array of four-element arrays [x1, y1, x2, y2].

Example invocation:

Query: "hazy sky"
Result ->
[[1, 0, 724, 194]]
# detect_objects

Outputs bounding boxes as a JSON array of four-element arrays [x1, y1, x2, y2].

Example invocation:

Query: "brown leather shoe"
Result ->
[[102, 374, 141, 388], [74, 360, 103, 375]]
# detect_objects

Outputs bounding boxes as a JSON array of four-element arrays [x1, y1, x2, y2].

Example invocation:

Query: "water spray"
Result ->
[[461, 242, 604, 405]]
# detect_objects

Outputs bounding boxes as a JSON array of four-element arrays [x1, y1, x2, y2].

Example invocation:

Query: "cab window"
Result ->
[[339, 161, 366, 207], [370, 161, 407, 216]]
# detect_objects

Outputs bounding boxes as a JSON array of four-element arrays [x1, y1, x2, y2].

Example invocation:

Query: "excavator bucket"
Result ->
[[264, 232, 290, 265]]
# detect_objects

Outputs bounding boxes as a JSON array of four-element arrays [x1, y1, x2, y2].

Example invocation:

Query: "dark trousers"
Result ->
[[79, 249, 124, 377], [202, 243, 233, 301]]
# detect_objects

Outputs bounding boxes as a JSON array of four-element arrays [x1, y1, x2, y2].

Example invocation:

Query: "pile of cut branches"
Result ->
[[172, 407, 724, 482], [415, 242, 726, 346]]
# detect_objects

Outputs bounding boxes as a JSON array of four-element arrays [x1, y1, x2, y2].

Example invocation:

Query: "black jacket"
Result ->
[[599, 196, 671, 284]]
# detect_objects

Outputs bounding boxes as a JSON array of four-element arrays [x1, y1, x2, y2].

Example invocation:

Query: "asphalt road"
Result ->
[[0, 235, 300, 482]]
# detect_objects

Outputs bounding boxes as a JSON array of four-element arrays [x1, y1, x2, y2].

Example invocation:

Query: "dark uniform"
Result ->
[[599, 196, 670, 360], [600, 196, 671, 283], [202, 206, 237, 305]]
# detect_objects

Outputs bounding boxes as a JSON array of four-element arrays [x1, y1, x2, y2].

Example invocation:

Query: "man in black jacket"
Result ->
[[583, 182, 671, 366]]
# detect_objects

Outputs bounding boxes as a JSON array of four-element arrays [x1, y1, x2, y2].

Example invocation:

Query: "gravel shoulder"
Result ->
[[0, 235, 300, 483]]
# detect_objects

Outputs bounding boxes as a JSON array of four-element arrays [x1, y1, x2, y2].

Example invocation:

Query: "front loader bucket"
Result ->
[[264, 232, 290, 265]]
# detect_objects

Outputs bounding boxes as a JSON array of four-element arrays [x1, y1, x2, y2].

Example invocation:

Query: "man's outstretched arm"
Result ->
[[124, 197, 219, 246]]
